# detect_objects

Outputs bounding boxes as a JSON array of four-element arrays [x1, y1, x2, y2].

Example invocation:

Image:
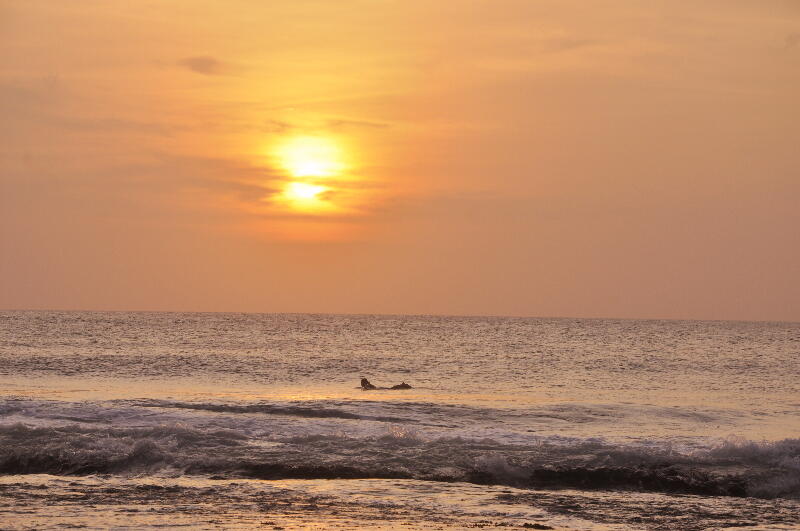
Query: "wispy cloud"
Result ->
[[258, 117, 390, 134], [326, 118, 389, 130], [262, 119, 294, 133], [177, 55, 232, 76]]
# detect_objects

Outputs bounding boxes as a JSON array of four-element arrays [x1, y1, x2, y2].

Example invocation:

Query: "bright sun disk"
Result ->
[[274, 136, 346, 178], [283, 182, 327, 201]]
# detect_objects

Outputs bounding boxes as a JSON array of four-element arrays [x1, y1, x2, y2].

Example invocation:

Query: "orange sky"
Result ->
[[1, 1, 799, 320]]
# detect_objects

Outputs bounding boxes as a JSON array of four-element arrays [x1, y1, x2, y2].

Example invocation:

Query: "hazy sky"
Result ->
[[1, 1, 799, 320]]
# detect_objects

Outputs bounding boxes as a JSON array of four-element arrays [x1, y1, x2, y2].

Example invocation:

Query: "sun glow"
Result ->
[[279, 182, 331, 212], [263, 132, 372, 221], [283, 182, 326, 201], [274, 136, 346, 178]]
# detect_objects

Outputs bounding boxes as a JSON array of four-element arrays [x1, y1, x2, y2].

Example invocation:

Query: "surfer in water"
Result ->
[[360, 378, 411, 390]]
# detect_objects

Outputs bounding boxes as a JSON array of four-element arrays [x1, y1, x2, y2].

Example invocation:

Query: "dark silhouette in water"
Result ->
[[360, 378, 411, 390]]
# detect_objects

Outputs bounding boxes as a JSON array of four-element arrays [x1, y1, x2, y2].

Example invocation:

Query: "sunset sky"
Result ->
[[1, 1, 798, 320]]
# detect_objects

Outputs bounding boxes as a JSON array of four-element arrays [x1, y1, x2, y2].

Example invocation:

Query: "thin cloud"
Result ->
[[262, 119, 294, 133], [326, 118, 389, 130], [259, 118, 390, 133], [177, 55, 231, 76]]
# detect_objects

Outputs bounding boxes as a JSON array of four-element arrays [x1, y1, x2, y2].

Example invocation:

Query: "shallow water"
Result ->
[[1, 311, 799, 529]]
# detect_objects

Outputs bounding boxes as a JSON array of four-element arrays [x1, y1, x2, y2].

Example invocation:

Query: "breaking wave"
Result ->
[[1, 421, 797, 500]]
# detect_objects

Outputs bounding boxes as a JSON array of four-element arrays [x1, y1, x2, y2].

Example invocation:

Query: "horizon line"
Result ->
[[1, 306, 797, 325]]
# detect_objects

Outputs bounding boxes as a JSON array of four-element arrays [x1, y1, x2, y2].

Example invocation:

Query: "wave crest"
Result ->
[[1, 422, 798, 499]]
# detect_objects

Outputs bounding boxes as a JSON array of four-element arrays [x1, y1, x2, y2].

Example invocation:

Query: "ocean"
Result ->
[[1, 311, 798, 530]]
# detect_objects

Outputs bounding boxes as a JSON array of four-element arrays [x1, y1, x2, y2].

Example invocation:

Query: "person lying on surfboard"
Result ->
[[360, 378, 411, 390]]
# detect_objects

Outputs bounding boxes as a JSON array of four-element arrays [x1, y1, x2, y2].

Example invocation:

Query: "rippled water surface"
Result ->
[[1, 311, 798, 529]]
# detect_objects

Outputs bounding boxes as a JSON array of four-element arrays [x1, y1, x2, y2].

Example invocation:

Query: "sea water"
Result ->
[[0, 311, 798, 529]]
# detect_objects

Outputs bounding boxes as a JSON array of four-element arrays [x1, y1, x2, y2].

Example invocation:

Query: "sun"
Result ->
[[283, 182, 326, 201], [274, 136, 346, 178], [266, 134, 355, 215], [279, 182, 330, 212]]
